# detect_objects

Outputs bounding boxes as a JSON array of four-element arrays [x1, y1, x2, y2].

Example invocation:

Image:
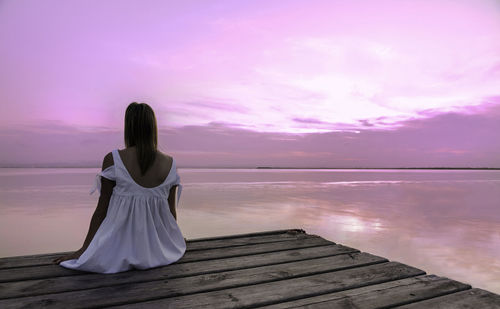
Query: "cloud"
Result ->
[[184, 100, 250, 113], [1, 0, 499, 135], [1, 102, 499, 167], [292, 118, 325, 124]]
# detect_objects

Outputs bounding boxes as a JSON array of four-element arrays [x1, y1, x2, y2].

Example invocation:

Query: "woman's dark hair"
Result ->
[[124, 102, 158, 175]]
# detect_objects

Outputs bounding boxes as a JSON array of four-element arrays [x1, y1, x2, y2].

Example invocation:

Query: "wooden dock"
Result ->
[[0, 229, 499, 308]]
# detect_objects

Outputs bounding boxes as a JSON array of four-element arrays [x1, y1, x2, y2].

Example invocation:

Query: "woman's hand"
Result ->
[[52, 248, 85, 265]]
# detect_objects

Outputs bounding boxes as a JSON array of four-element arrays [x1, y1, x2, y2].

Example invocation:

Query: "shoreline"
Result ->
[[1, 166, 499, 170]]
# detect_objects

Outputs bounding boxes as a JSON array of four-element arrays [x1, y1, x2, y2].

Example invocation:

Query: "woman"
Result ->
[[52, 102, 186, 273]]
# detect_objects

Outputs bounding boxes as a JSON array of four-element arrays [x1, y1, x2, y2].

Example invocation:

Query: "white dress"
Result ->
[[60, 149, 186, 274]]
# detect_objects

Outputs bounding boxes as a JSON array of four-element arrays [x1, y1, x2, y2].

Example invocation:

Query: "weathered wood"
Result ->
[[179, 236, 332, 263], [0, 254, 393, 308], [1, 228, 498, 308], [187, 228, 306, 242], [0, 252, 68, 270], [0, 229, 312, 269], [0, 236, 338, 284], [187, 230, 314, 251], [0, 244, 358, 298], [0, 265, 79, 284], [395, 288, 500, 309], [0, 234, 325, 270], [110, 262, 425, 309], [260, 275, 471, 309]]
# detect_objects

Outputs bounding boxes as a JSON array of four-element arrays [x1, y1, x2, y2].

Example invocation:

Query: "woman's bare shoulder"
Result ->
[[156, 151, 174, 176], [102, 151, 114, 170], [156, 150, 173, 162]]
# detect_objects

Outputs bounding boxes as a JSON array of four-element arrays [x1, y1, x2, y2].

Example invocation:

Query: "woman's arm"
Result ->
[[169, 185, 187, 242], [53, 152, 115, 264], [167, 185, 178, 221], [79, 153, 115, 251]]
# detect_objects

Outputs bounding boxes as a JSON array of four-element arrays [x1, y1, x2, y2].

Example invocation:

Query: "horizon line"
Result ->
[[0, 165, 499, 170]]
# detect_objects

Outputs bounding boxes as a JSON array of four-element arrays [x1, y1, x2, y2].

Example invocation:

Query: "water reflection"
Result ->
[[0, 168, 499, 293]]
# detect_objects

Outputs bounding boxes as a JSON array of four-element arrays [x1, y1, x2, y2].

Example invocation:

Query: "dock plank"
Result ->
[[111, 262, 425, 309], [179, 235, 331, 263], [0, 229, 312, 269], [0, 253, 391, 308], [260, 275, 471, 309], [0, 244, 358, 298], [187, 228, 306, 242], [395, 288, 500, 309]]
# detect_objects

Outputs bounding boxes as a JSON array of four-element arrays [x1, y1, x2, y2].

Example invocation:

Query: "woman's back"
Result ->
[[117, 147, 173, 188]]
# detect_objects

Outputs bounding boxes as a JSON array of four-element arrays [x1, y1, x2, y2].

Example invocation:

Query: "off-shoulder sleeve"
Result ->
[[90, 165, 116, 195]]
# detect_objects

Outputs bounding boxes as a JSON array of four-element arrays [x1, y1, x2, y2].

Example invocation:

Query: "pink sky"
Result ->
[[0, 0, 499, 167]]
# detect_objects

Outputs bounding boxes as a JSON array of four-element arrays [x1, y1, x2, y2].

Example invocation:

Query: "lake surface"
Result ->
[[0, 168, 499, 293]]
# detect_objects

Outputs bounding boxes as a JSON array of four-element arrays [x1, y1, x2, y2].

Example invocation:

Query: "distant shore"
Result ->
[[1, 166, 499, 170], [256, 167, 500, 170]]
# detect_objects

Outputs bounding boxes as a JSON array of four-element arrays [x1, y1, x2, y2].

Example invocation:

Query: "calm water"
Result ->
[[0, 168, 499, 293]]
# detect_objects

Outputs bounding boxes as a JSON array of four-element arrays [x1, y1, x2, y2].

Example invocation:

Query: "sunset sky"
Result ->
[[1, 0, 499, 167]]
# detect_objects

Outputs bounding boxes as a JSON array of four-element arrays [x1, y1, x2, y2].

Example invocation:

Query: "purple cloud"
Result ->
[[1, 103, 499, 168]]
